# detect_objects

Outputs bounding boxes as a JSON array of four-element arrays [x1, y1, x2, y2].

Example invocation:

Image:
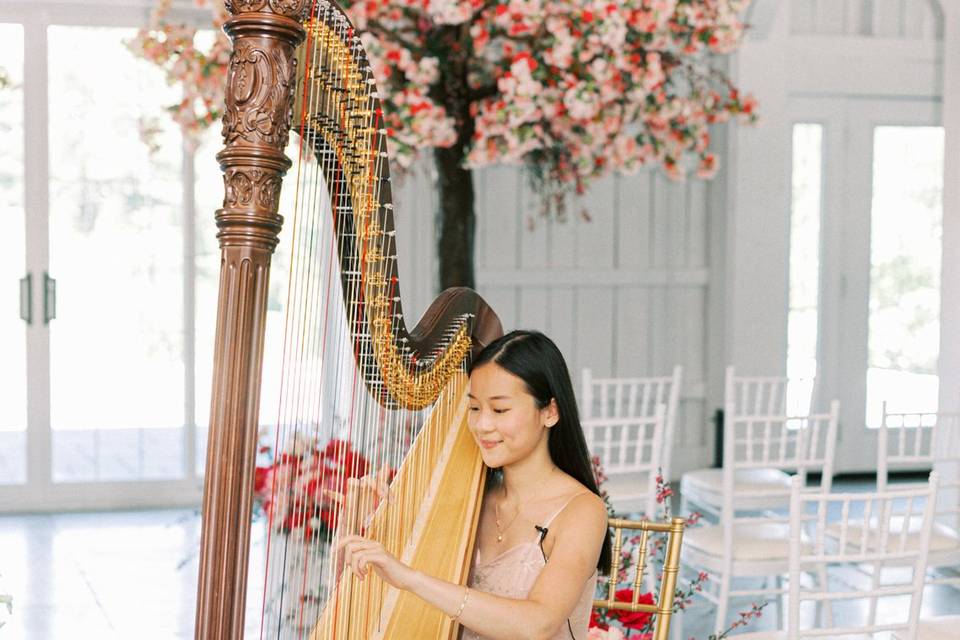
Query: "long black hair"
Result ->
[[468, 329, 612, 573]]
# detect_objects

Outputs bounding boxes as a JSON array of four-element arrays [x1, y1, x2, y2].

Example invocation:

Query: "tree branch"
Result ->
[[467, 84, 499, 103], [367, 19, 425, 54]]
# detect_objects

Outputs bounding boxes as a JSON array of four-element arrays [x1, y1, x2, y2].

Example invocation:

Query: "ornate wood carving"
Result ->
[[194, 3, 305, 639]]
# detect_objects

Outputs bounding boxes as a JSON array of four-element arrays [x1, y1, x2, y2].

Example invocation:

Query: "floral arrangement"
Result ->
[[589, 460, 766, 639], [254, 434, 371, 540], [129, 0, 756, 195], [125, 0, 231, 147]]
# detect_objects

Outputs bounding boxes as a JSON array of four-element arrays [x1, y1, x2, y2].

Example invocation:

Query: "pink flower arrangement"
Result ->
[[254, 437, 372, 540], [125, 0, 231, 148], [590, 460, 766, 638], [587, 626, 627, 640], [130, 0, 756, 204]]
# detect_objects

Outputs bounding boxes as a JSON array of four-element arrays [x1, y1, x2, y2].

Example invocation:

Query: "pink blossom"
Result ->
[[587, 626, 626, 640], [132, 0, 756, 192]]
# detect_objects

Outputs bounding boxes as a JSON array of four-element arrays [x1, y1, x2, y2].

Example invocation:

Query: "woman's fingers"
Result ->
[[338, 537, 384, 580], [374, 464, 393, 502]]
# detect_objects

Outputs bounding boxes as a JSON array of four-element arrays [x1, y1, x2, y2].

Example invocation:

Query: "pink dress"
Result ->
[[459, 494, 599, 640]]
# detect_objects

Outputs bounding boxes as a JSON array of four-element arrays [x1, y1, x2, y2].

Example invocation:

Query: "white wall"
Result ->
[[396, 160, 718, 477]]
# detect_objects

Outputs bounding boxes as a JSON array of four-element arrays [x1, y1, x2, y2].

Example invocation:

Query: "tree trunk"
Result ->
[[434, 133, 476, 290], [432, 32, 478, 291]]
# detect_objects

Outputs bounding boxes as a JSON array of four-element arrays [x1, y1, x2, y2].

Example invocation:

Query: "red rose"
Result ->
[[589, 609, 609, 630], [608, 589, 654, 630], [254, 466, 271, 494]]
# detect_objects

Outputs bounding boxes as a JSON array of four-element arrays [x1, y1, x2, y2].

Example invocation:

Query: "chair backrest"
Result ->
[[723, 400, 840, 487], [879, 404, 960, 572], [593, 516, 685, 640], [581, 366, 682, 481], [717, 402, 840, 569], [724, 365, 816, 420], [879, 403, 960, 483], [786, 473, 939, 639], [582, 404, 666, 519]]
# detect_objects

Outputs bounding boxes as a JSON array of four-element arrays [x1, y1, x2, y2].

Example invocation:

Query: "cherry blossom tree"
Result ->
[[130, 0, 757, 289]]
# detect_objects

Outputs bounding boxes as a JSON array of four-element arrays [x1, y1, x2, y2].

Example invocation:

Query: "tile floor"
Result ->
[[0, 508, 265, 639]]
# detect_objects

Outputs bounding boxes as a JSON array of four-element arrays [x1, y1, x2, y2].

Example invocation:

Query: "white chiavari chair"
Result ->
[[581, 367, 682, 482], [582, 403, 666, 519], [681, 366, 822, 518], [878, 404, 960, 638], [736, 473, 939, 640], [679, 403, 839, 634], [878, 404, 960, 573]]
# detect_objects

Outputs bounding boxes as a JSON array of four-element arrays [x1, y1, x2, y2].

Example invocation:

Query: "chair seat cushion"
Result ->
[[602, 473, 655, 517], [684, 522, 796, 561], [602, 472, 652, 498], [825, 519, 960, 555], [893, 616, 960, 640], [682, 468, 792, 494], [681, 468, 792, 511]]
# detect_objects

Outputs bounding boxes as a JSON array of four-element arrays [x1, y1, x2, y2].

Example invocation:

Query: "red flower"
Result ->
[[589, 608, 608, 630], [608, 589, 654, 630], [254, 465, 271, 494]]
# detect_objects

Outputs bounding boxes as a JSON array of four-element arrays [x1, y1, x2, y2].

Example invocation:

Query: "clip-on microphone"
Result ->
[[534, 525, 549, 543]]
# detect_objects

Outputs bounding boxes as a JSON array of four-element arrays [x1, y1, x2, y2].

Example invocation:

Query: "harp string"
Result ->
[[257, 3, 474, 637], [260, 0, 319, 634]]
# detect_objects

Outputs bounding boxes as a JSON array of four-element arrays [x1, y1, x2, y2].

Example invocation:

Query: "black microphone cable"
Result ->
[[534, 525, 576, 640]]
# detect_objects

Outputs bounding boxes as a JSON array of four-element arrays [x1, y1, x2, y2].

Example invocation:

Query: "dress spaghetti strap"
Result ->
[[539, 491, 593, 530]]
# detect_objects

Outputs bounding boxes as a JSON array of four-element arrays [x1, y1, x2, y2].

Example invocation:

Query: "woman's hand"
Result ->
[[336, 534, 417, 591], [325, 464, 393, 535]]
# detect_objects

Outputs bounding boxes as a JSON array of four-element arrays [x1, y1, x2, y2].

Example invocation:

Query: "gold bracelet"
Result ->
[[451, 586, 469, 621]]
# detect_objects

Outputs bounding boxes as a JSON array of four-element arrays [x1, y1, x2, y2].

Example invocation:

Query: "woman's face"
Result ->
[[466, 362, 558, 469]]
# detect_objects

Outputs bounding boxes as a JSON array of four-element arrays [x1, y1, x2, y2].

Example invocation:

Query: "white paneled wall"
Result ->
[[394, 164, 714, 476], [791, 0, 943, 39]]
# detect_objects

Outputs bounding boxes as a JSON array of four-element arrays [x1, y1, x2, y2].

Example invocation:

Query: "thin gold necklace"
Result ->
[[494, 495, 523, 544], [494, 465, 559, 543]]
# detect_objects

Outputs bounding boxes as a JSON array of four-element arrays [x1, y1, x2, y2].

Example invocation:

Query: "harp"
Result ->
[[194, 1, 503, 638]]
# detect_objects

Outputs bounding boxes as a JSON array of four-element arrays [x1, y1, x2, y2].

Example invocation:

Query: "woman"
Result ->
[[338, 330, 611, 639]]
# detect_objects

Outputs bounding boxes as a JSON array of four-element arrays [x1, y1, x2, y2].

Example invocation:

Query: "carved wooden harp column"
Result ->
[[194, 2, 306, 638], [196, 2, 503, 638]]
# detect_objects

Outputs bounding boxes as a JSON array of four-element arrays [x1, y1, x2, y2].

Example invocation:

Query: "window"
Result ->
[[865, 126, 944, 426], [787, 123, 823, 415]]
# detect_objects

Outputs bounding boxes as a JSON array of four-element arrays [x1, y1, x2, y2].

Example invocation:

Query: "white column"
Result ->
[[724, 1, 790, 376], [937, 2, 960, 502]]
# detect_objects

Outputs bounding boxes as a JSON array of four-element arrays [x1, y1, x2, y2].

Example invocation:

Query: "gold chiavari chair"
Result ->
[[594, 517, 686, 640]]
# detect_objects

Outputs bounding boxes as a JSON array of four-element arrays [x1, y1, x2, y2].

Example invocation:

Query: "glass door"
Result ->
[[47, 25, 187, 483], [788, 97, 944, 473], [863, 126, 944, 426], [0, 23, 27, 487], [0, 6, 213, 510]]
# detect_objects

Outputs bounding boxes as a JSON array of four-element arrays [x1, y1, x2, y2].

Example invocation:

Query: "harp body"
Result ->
[[195, 1, 502, 638]]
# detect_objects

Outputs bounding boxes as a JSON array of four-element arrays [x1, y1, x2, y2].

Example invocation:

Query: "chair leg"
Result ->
[[816, 563, 833, 627], [867, 560, 882, 626], [775, 574, 784, 628], [714, 571, 730, 635]]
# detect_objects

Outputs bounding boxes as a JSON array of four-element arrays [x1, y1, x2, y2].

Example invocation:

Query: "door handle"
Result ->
[[43, 272, 56, 324], [19, 272, 32, 325]]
